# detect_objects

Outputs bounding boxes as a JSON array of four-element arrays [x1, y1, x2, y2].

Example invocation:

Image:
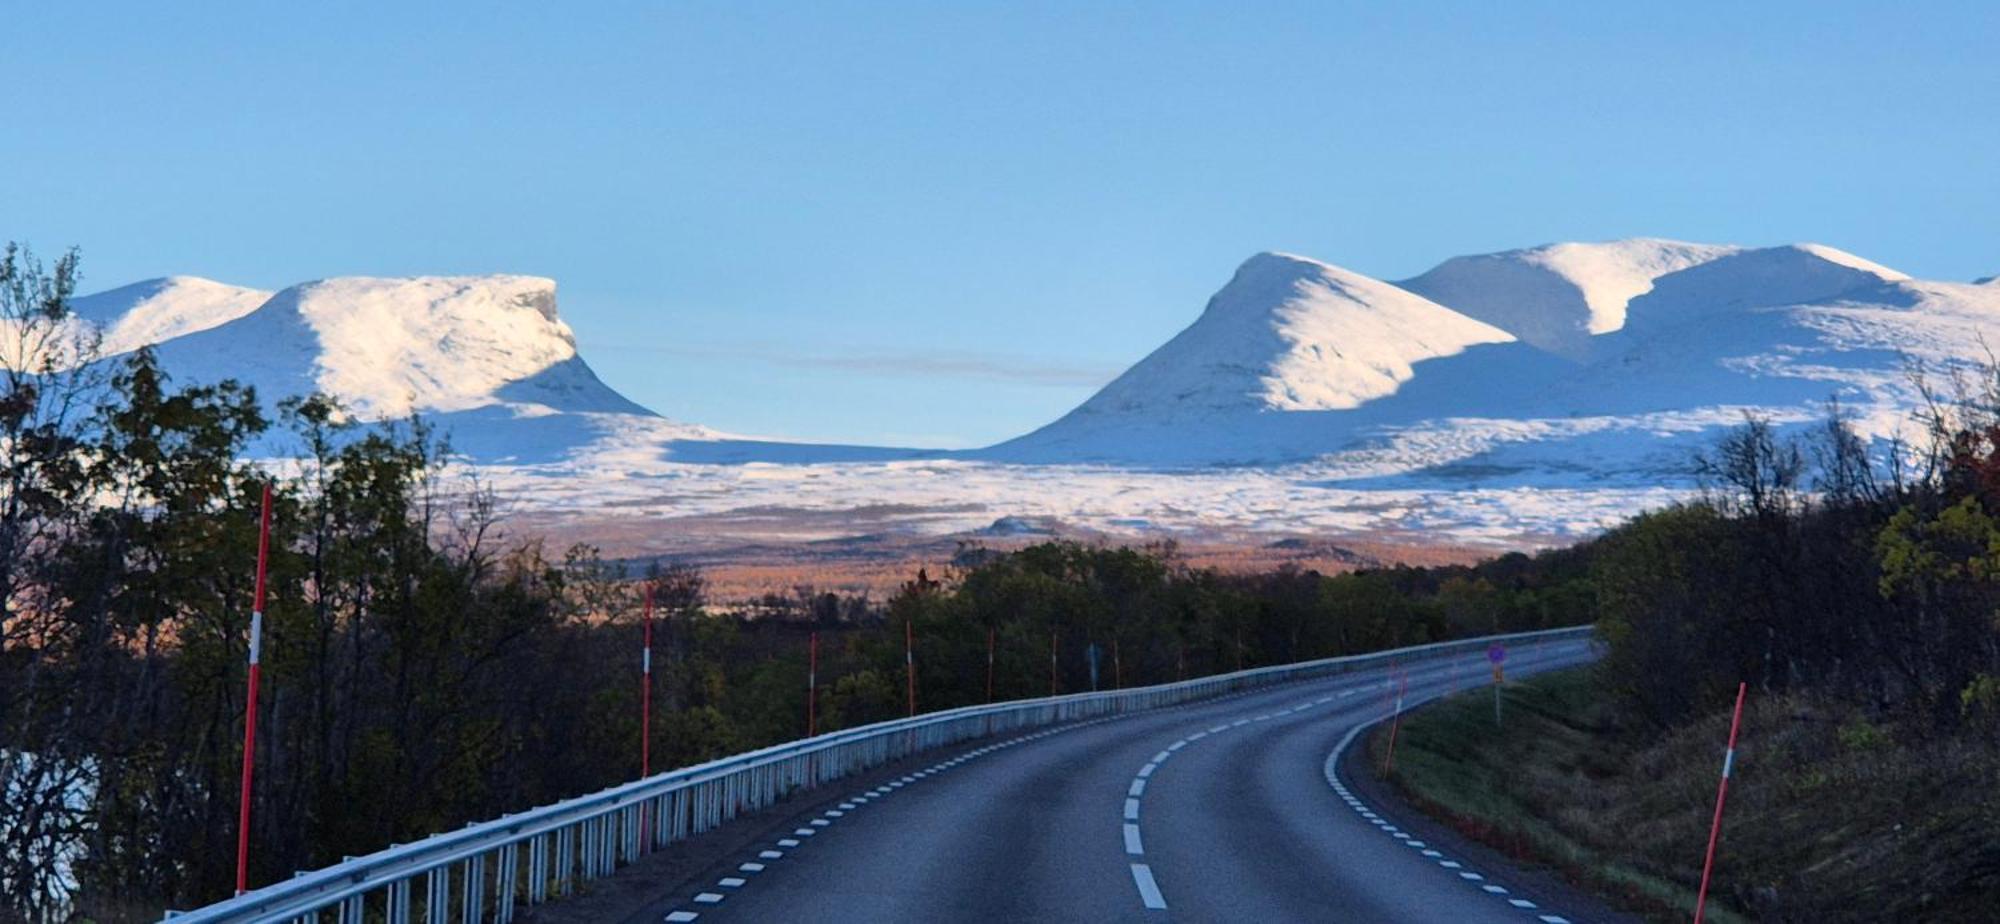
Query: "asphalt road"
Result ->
[[604, 637, 1625, 923]]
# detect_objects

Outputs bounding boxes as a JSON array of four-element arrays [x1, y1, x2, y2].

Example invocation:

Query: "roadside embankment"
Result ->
[[1365, 668, 2000, 923]]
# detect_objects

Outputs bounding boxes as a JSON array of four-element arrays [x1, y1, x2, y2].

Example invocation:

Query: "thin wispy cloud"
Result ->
[[585, 341, 1123, 388]]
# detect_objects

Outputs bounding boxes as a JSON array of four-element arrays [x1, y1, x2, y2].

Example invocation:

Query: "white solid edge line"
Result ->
[[1318, 659, 1587, 923], [1130, 863, 1168, 909]]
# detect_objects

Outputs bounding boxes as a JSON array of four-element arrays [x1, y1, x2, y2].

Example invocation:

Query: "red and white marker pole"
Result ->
[[1383, 670, 1410, 774], [807, 630, 818, 736], [235, 482, 273, 895], [1112, 638, 1123, 690], [1694, 682, 1748, 924], [985, 627, 995, 704]]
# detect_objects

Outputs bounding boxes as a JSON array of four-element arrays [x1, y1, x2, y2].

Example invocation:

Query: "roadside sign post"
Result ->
[[640, 583, 654, 847], [1050, 630, 1059, 696], [1488, 643, 1507, 727], [1694, 682, 1749, 924], [642, 585, 654, 776], [805, 629, 820, 782]]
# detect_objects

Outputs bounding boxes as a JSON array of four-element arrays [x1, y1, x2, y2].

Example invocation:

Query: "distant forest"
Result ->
[[7, 243, 1998, 921]]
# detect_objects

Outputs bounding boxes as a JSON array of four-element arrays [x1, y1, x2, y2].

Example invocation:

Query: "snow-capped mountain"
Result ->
[[62, 238, 2000, 548], [73, 274, 711, 464], [1057, 252, 1515, 418], [989, 239, 1999, 486]]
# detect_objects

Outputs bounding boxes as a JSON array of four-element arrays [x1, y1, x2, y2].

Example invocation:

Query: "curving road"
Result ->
[[580, 637, 1624, 923]]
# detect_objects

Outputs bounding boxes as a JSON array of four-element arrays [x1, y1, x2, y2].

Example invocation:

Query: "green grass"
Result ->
[[1368, 669, 2000, 923]]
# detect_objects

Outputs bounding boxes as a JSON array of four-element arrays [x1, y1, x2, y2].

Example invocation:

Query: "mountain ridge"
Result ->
[[65, 238, 2000, 497], [988, 238, 1999, 475]]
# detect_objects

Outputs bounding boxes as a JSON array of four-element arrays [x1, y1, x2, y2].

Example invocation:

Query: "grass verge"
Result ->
[[1366, 668, 2000, 923]]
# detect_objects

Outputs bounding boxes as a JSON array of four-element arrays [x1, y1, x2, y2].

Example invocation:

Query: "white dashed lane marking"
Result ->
[[1120, 688, 1350, 911], [661, 643, 1581, 924], [657, 714, 1127, 924]]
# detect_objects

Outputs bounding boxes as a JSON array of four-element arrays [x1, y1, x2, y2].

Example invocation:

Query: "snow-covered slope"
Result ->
[[145, 275, 652, 419], [1617, 244, 1906, 336], [1079, 252, 1513, 415], [989, 252, 1516, 463], [1398, 239, 1737, 358], [989, 239, 2000, 481], [73, 273, 712, 464], [69, 276, 274, 355]]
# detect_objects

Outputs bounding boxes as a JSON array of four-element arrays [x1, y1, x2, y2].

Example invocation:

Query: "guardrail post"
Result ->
[[527, 833, 548, 904], [387, 878, 411, 924], [556, 823, 576, 894], [424, 866, 449, 923], [495, 843, 519, 923], [463, 854, 485, 924]]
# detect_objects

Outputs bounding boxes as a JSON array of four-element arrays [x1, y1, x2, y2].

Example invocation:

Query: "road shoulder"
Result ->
[[1339, 696, 1643, 924]]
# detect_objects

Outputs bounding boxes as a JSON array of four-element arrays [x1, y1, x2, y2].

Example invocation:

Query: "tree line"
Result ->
[[1593, 391, 2000, 737], [0, 244, 1590, 921]]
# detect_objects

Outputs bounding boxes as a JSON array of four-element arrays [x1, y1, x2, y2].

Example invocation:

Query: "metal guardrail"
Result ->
[[162, 625, 1593, 923]]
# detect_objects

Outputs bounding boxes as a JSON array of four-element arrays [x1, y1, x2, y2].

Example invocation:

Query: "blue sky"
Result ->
[[5, 2, 1997, 447]]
